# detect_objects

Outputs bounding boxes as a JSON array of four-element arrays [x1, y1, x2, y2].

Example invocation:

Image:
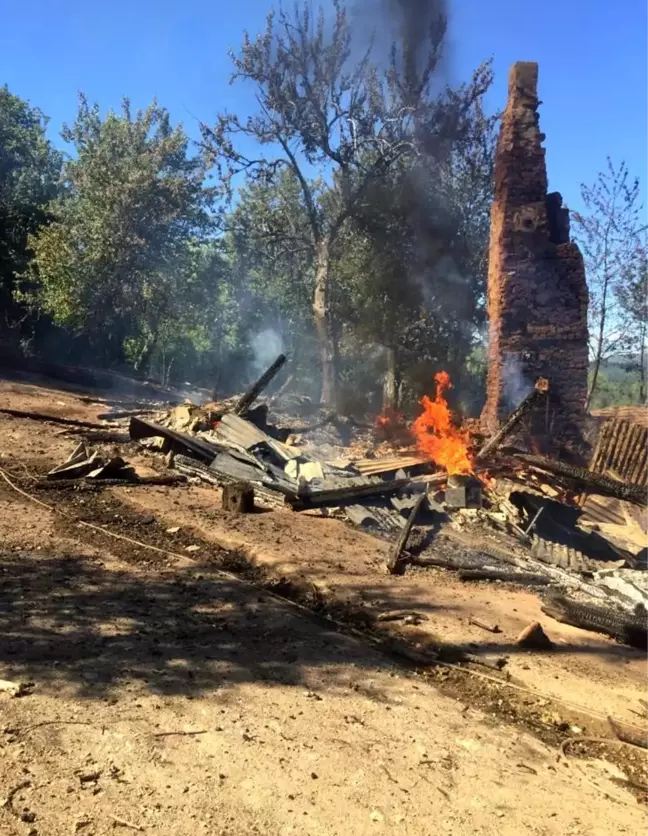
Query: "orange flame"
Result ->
[[411, 371, 472, 474]]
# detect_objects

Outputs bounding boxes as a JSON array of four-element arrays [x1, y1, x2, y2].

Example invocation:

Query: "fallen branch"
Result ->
[[2, 779, 31, 816], [386, 492, 427, 574], [607, 715, 647, 749], [476, 379, 548, 461], [0, 407, 115, 430], [468, 617, 501, 634], [234, 353, 287, 415], [376, 610, 429, 623]]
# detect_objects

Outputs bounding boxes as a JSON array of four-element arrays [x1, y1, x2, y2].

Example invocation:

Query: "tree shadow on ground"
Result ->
[[0, 549, 409, 701], [0, 549, 641, 705]]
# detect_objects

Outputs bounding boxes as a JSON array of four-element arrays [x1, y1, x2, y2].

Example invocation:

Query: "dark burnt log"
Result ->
[[234, 354, 287, 415], [541, 595, 648, 649], [476, 378, 549, 461], [514, 453, 647, 506], [458, 569, 550, 586], [302, 477, 413, 509], [33, 473, 186, 489], [386, 492, 427, 575]]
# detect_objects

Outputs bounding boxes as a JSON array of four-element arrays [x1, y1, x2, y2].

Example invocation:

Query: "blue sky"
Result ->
[[1, 0, 646, 214]]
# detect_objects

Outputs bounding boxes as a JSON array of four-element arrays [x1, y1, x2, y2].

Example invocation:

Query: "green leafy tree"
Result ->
[[22, 96, 213, 371], [202, 0, 491, 405], [0, 85, 62, 339]]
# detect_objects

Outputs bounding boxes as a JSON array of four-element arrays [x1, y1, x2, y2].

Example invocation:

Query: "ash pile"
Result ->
[[86, 353, 646, 650]]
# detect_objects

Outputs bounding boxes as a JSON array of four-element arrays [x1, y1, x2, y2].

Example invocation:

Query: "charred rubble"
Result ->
[[27, 344, 647, 651]]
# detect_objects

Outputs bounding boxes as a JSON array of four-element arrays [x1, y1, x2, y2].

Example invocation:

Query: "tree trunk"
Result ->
[[382, 347, 400, 412], [134, 330, 158, 374], [313, 238, 338, 406]]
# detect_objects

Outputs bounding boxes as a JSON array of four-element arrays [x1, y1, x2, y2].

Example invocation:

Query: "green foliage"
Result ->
[[22, 96, 215, 369], [587, 362, 646, 409], [0, 85, 62, 334]]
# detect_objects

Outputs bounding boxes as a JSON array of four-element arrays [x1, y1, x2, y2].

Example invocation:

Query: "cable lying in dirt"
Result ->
[[0, 462, 644, 735]]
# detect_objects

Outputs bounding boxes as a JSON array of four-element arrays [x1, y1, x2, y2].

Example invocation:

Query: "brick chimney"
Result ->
[[481, 62, 589, 452]]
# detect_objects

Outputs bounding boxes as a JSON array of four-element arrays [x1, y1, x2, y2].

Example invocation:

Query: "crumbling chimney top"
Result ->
[[508, 61, 539, 101]]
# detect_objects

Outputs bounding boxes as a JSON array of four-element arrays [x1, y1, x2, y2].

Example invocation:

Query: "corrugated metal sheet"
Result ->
[[589, 417, 648, 487]]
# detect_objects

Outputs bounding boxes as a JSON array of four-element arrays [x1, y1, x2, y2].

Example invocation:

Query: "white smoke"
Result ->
[[502, 353, 533, 409], [251, 327, 285, 375]]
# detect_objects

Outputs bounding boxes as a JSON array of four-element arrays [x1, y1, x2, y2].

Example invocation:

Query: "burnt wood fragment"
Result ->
[[222, 482, 255, 513], [458, 570, 550, 586], [476, 379, 548, 461]]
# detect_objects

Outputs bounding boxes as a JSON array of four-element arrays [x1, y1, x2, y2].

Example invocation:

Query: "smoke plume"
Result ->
[[501, 354, 533, 410], [251, 327, 285, 375]]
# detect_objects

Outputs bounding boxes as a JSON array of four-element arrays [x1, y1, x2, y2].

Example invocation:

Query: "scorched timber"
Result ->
[[129, 416, 222, 463], [476, 378, 548, 461], [386, 491, 426, 574], [541, 595, 648, 649], [458, 569, 550, 586], [514, 453, 647, 506], [301, 477, 413, 508]]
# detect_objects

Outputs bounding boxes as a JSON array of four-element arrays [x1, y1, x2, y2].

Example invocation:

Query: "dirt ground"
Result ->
[[0, 376, 646, 836]]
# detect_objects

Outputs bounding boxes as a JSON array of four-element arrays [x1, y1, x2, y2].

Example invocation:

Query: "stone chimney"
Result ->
[[481, 62, 589, 452]]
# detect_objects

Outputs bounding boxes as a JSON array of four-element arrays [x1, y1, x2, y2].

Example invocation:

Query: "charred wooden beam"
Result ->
[[458, 569, 550, 586], [476, 378, 549, 461], [302, 477, 413, 508], [129, 416, 221, 463], [33, 473, 186, 489], [386, 492, 426, 575], [514, 453, 647, 506], [234, 354, 287, 415], [541, 595, 647, 649], [172, 454, 291, 509]]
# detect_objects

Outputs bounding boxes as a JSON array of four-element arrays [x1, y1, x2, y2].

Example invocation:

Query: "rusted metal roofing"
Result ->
[[589, 418, 648, 487]]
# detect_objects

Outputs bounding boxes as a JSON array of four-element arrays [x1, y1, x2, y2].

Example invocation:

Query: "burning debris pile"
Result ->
[[39, 350, 641, 649]]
